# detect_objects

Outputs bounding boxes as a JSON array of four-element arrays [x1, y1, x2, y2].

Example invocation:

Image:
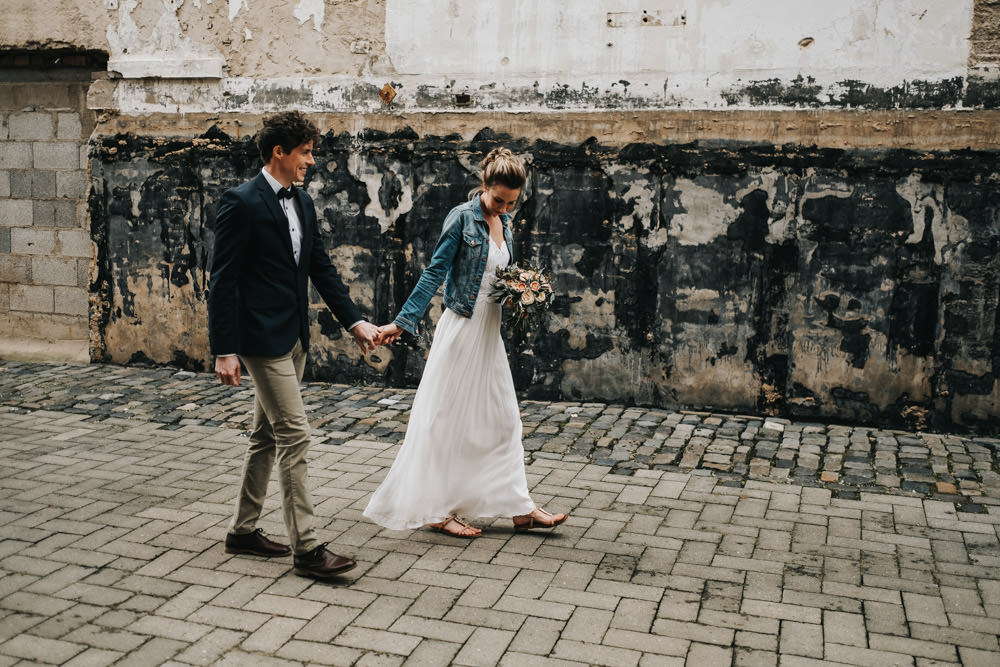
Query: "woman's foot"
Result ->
[[513, 507, 567, 531], [429, 514, 482, 538]]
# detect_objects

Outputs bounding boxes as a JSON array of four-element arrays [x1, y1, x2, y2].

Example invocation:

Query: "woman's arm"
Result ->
[[392, 207, 464, 335]]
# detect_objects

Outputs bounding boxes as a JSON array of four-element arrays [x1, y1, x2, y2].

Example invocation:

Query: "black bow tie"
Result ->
[[276, 187, 296, 199]]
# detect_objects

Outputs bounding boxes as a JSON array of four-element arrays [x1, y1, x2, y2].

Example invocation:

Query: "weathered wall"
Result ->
[[0, 55, 103, 361], [4, 1, 1000, 431], [89, 119, 1000, 433]]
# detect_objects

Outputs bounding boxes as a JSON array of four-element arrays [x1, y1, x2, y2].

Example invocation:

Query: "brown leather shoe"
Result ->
[[293, 544, 357, 578], [225, 528, 291, 557]]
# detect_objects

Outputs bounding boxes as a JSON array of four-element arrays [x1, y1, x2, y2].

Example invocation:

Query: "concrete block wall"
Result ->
[[0, 66, 96, 361]]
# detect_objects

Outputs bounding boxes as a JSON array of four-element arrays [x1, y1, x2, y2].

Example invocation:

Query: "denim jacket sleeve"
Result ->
[[393, 207, 463, 335]]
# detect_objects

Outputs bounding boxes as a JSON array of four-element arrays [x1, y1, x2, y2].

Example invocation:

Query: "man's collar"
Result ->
[[261, 167, 286, 193]]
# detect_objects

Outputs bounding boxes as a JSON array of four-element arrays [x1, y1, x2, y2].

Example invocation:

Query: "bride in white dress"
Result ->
[[364, 148, 568, 538]]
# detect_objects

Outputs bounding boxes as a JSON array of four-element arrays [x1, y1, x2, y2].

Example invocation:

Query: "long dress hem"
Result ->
[[364, 238, 536, 530]]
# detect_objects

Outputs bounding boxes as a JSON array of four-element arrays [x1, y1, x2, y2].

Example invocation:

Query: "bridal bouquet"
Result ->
[[490, 264, 555, 331]]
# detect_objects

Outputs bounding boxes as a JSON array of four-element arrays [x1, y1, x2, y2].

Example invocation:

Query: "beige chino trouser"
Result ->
[[229, 340, 320, 555]]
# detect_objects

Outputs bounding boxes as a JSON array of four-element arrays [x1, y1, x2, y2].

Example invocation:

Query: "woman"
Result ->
[[364, 148, 567, 538]]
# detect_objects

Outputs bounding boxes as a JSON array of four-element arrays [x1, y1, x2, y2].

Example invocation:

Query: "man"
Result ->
[[208, 111, 379, 578]]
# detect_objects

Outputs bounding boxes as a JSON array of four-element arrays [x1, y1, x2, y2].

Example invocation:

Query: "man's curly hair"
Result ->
[[256, 111, 321, 163]]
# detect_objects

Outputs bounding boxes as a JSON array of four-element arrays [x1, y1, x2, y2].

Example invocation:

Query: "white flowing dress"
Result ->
[[364, 238, 536, 530]]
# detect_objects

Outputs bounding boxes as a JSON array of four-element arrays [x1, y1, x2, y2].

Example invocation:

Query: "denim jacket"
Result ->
[[394, 196, 514, 335]]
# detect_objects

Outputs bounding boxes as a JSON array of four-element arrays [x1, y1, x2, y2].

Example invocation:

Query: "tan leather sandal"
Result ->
[[513, 507, 568, 531], [429, 514, 481, 538]]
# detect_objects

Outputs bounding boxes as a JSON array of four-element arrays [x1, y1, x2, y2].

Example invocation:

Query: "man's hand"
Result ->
[[215, 355, 241, 386], [351, 321, 380, 353], [375, 323, 403, 346]]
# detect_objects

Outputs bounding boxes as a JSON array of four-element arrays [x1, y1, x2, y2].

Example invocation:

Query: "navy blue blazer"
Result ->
[[208, 172, 363, 357]]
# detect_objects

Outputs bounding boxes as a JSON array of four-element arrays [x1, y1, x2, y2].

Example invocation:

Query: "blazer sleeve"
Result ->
[[307, 208, 364, 330], [207, 188, 249, 355]]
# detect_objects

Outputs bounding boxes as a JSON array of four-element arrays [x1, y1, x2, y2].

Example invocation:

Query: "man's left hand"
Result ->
[[351, 321, 380, 353]]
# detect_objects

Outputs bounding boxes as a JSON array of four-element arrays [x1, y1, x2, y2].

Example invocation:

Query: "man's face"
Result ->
[[269, 140, 315, 186]]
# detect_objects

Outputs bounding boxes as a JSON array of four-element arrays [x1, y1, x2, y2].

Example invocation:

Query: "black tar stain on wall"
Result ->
[[89, 128, 1000, 434]]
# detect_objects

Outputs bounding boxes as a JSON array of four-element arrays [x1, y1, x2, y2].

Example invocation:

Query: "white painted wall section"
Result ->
[[386, 0, 973, 102]]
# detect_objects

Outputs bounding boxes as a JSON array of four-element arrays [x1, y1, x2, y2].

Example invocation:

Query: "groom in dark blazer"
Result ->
[[208, 111, 378, 578]]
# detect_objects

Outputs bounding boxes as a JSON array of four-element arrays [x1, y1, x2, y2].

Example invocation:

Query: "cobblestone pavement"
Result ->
[[1, 360, 998, 666]]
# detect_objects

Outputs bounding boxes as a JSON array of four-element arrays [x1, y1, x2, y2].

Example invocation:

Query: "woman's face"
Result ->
[[480, 184, 521, 218]]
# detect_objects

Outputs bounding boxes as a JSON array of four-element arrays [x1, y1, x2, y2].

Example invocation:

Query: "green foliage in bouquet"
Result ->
[[489, 264, 555, 332]]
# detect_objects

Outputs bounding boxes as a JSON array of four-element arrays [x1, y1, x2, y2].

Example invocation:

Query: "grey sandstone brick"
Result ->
[[239, 616, 305, 654], [173, 627, 245, 666], [457, 577, 508, 609], [508, 616, 563, 656], [686, 643, 733, 666], [735, 630, 778, 651], [820, 643, 915, 666], [552, 638, 641, 667], [651, 618, 735, 646], [0, 253, 31, 283], [0, 142, 33, 169], [62, 624, 148, 654], [334, 627, 422, 656], [740, 600, 821, 624], [909, 622, 999, 651], [612, 598, 658, 632], [127, 615, 211, 643], [9, 112, 54, 141], [33, 142, 80, 170], [57, 113, 83, 140], [276, 639, 364, 665], [605, 628, 689, 656], [453, 627, 516, 667], [392, 615, 475, 644], [822, 610, 866, 647], [445, 605, 526, 632], [562, 606, 613, 642], [294, 605, 361, 642], [782, 590, 861, 614], [959, 646, 1000, 667], [11, 227, 55, 255], [0, 198, 32, 226], [58, 229, 91, 257], [54, 198, 80, 226], [186, 604, 269, 632], [405, 639, 462, 666], [902, 592, 949, 626], [62, 647, 125, 666], [244, 593, 325, 620], [354, 595, 413, 629], [214, 649, 302, 667], [779, 619, 823, 658], [31, 256, 79, 286], [0, 169, 9, 197], [734, 647, 778, 666], [868, 633, 959, 661], [0, 632, 85, 663]]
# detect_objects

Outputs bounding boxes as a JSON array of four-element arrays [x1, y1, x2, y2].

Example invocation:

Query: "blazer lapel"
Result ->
[[293, 189, 313, 267], [253, 174, 295, 263]]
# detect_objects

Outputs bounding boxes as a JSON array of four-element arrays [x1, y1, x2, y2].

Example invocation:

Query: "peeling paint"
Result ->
[[293, 0, 324, 32], [107, 0, 225, 78]]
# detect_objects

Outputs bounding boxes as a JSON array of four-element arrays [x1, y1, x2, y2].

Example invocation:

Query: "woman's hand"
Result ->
[[376, 323, 403, 345]]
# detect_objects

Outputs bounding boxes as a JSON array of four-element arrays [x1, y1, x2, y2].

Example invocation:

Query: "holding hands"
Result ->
[[352, 321, 403, 353], [375, 323, 403, 346]]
